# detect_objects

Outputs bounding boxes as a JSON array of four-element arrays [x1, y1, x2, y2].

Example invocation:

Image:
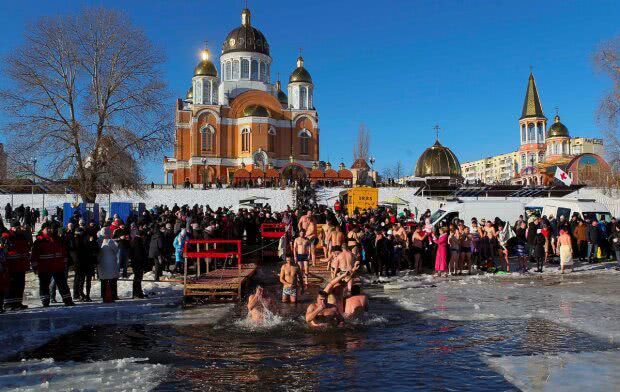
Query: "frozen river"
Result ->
[[1, 263, 619, 391]]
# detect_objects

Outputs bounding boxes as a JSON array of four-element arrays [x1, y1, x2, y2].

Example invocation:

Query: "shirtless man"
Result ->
[[279, 256, 302, 303], [247, 286, 275, 322], [305, 290, 345, 328], [323, 222, 334, 260], [344, 285, 369, 320], [293, 230, 311, 285], [306, 216, 318, 267], [330, 225, 345, 253], [333, 243, 355, 276], [324, 270, 354, 313], [298, 210, 312, 233]]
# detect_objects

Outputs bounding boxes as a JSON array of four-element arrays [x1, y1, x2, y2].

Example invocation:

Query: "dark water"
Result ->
[[14, 291, 618, 392]]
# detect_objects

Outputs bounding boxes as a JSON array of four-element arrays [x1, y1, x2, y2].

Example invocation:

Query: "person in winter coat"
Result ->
[[31, 223, 75, 307], [129, 230, 148, 298], [586, 220, 600, 263], [3, 221, 31, 310], [98, 227, 119, 301], [112, 222, 130, 278], [534, 228, 547, 273], [173, 229, 188, 273], [148, 224, 164, 281], [608, 224, 620, 267]]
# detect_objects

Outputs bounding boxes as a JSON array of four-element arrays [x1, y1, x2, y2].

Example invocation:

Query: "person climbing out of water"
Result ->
[[305, 290, 345, 328], [293, 229, 311, 286], [279, 256, 302, 303], [172, 228, 187, 273], [323, 268, 359, 314], [247, 286, 275, 322], [344, 284, 368, 320]]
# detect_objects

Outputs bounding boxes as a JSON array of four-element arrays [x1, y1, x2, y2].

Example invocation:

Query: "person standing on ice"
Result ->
[[31, 222, 75, 307], [432, 227, 448, 277], [97, 227, 120, 301], [3, 221, 31, 310], [173, 229, 187, 273]]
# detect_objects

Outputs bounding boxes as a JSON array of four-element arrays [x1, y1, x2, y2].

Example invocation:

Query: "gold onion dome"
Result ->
[[548, 115, 569, 138], [275, 80, 288, 105], [243, 105, 270, 117], [186, 86, 193, 100], [194, 48, 218, 77], [222, 8, 270, 56], [289, 56, 312, 83], [414, 140, 462, 178]]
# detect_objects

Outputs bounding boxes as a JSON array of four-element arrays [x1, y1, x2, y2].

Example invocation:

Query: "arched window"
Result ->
[[537, 123, 544, 142], [203, 82, 211, 105], [241, 128, 251, 152], [554, 142, 559, 155], [265, 63, 270, 82], [521, 125, 526, 143], [298, 129, 311, 155], [521, 154, 526, 168], [195, 80, 202, 105], [308, 87, 313, 109], [225, 62, 232, 81], [251, 59, 258, 80], [232, 60, 240, 79], [241, 59, 249, 79], [528, 123, 535, 142], [201, 125, 215, 152], [538, 151, 544, 163], [211, 81, 218, 104], [268, 127, 276, 152], [300, 86, 307, 109], [259, 61, 266, 81]]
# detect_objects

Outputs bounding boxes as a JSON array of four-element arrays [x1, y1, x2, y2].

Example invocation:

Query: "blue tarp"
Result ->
[[110, 202, 145, 223], [63, 203, 99, 227]]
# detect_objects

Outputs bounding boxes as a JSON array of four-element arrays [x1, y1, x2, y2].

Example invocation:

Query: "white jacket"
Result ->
[[98, 238, 119, 280]]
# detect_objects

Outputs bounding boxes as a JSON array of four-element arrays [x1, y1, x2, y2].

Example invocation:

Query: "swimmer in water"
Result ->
[[247, 286, 275, 322], [305, 290, 345, 328], [344, 285, 368, 320]]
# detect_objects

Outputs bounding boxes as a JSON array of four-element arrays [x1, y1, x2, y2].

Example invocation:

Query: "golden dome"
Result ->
[[414, 140, 462, 178], [548, 115, 569, 138], [186, 86, 193, 100], [275, 80, 288, 106], [243, 105, 270, 117], [289, 56, 313, 84]]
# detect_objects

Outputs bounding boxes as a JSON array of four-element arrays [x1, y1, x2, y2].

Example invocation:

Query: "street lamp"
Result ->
[[201, 157, 207, 190]]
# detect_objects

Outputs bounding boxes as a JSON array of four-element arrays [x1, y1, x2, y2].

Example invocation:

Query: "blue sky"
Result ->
[[0, 0, 618, 181]]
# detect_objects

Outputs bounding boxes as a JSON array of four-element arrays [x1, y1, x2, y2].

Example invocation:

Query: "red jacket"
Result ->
[[4, 230, 31, 273], [31, 233, 67, 273]]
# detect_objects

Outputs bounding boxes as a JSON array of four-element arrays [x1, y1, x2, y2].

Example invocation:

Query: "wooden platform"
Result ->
[[184, 263, 257, 300]]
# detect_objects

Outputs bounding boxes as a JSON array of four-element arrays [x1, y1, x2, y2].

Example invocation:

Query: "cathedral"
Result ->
[[163, 7, 319, 185]]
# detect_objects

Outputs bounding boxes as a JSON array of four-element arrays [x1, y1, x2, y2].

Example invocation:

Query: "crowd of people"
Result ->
[[1, 200, 619, 316]]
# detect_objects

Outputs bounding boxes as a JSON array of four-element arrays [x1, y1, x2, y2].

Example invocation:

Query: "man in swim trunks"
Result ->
[[247, 285, 275, 322], [293, 230, 311, 286], [306, 290, 345, 328], [330, 225, 345, 253], [279, 256, 302, 303], [306, 216, 318, 267]]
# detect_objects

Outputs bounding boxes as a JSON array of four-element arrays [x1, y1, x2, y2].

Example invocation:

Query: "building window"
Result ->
[[251, 59, 258, 80], [299, 129, 311, 155], [225, 62, 232, 81], [268, 127, 276, 152], [528, 123, 535, 142], [241, 128, 251, 152], [232, 60, 240, 79], [259, 61, 266, 81], [201, 126, 215, 152], [195, 80, 202, 105], [562, 141, 569, 155], [538, 151, 544, 162], [537, 123, 544, 142], [300, 86, 307, 109], [265, 63, 270, 82], [241, 59, 249, 79], [203, 82, 211, 105], [521, 126, 526, 143]]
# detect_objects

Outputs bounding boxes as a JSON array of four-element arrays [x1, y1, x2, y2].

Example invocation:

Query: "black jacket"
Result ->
[[586, 225, 599, 244]]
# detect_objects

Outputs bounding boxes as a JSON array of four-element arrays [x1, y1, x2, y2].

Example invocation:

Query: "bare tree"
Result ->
[[0, 8, 171, 202], [594, 35, 620, 173], [353, 123, 370, 162], [393, 160, 404, 180]]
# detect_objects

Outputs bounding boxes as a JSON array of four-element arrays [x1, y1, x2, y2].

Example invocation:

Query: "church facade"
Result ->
[[461, 73, 610, 186], [163, 8, 319, 185]]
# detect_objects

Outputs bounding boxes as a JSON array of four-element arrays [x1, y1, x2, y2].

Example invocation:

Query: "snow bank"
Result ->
[[0, 357, 168, 391]]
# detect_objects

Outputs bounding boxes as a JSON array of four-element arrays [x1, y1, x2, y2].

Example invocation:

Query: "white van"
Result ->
[[429, 200, 525, 227], [525, 198, 612, 222]]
